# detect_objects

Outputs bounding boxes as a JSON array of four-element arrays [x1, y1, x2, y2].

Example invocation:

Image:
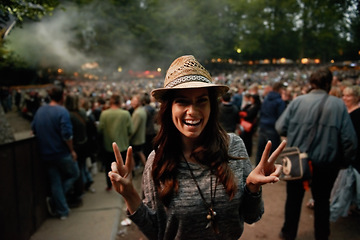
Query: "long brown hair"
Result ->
[[152, 88, 238, 207]]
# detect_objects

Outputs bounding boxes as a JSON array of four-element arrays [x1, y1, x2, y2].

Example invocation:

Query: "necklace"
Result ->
[[183, 154, 219, 234]]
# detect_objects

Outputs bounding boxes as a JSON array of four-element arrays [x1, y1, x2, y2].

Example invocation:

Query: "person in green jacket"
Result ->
[[98, 94, 133, 191], [130, 93, 147, 167]]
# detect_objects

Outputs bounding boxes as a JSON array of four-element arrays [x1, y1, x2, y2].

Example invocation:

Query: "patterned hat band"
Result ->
[[165, 75, 211, 89]]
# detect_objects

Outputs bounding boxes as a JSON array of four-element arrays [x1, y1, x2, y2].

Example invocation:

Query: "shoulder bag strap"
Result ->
[[303, 94, 328, 152]]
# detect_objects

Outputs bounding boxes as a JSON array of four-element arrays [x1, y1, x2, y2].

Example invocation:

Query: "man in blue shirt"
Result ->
[[276, 68, 357, 240], [231, 84, 244, 111], [32, 86, 79, 220], [255, 82, 286, 165]]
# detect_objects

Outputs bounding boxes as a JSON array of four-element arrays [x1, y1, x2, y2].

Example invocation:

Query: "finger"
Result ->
[[267, 140, 287, 164], [108, 171, 121, 181], [268, 175, 280, 184], [270, 164, 283, 177], [109, 171, 128, 187], [124, 146, 134, 177], [259, 175, 280, 184], [111, 162, 119, 173], [251, 174, 272, 185], [109, 171, 125, 185], [260, 141, 272, 165], [113, 142, 124, 168]]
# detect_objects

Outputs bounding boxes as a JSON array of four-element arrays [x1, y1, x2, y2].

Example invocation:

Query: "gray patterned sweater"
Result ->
[[128, 133, 264, 240]]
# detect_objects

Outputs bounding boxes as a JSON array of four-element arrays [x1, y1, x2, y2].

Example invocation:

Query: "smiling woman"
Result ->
[[171, 88, 210, 141], [108, 55, 286, 240], [342, 85, 360, 113]]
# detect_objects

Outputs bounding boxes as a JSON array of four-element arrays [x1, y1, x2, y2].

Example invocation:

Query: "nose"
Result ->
[[186, 103, 197, 115]]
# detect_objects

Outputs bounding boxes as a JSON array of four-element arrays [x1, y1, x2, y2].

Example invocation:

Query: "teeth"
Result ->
[[184, 119, 201, 125]]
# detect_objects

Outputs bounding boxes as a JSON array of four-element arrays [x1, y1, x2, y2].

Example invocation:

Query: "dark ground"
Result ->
[[4, 108, 360, 240]]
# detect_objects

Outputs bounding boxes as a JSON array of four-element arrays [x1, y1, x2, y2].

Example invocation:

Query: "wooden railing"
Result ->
[[0, 137, 48, 240]]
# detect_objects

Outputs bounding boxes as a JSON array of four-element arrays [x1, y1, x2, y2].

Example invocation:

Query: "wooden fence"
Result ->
[[0, 137, 48, 240]]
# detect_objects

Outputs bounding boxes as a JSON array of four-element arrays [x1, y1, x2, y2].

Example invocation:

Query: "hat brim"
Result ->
[[151, 81, 229, 101]]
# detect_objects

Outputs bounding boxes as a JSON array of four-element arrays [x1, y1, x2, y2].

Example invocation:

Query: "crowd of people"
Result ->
[[3, 61, 359, 239], [28, 84, 159, 221]]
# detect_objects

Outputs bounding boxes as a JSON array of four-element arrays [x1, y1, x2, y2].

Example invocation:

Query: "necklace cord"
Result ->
[[183, 156, 211, 208], [182, 154, 220, 234]]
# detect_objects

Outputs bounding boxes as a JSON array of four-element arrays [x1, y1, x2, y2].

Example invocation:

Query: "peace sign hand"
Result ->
[[108, 142, 135, 198], [246, 140, 286, 193]]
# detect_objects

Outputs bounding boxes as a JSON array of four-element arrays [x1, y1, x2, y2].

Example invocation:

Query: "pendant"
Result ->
[[205, 221, 211, 229], [205, 208, 219, 234]]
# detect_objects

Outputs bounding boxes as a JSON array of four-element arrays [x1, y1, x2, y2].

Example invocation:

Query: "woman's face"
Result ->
[[171, 88, 211, 141], [342, 89, 358, 109]]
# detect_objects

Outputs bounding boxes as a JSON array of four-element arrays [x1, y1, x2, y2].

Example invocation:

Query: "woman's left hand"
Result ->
[[246, 140, 286, 193]]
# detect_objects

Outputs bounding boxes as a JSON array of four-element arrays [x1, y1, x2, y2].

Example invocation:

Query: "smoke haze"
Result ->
[[6, 2, 154, 75], [6, 0, 222, 78], [8, 4, 89, 70]]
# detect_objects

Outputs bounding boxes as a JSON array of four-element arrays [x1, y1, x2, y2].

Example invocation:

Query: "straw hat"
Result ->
[[151, 55, 229, 101]]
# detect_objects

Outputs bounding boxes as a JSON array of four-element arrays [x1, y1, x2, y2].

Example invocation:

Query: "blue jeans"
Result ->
[[80, 160, 93, 186], [45, 154, 80, 217]]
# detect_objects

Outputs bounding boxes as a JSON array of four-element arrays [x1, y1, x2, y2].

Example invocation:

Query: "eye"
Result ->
[[174, 98, 189, 105], [197, 97, 209, 104]]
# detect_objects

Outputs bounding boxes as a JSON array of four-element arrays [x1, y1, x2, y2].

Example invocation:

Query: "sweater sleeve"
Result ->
[[228, 133, 264, 224], [242, 183, 264, 224], [128, 151, 164, 240], [128, 202, 159, 240]]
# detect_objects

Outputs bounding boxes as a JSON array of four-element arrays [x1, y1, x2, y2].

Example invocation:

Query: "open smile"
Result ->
[[183, 119, 201, 126]]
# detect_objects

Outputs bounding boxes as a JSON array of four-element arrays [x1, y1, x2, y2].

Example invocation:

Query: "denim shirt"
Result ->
[[276, 89, 357, 167]]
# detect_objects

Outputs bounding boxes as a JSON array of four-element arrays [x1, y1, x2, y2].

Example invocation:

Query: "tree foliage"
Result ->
[[0, 0, 59, 23], [1, 0, 359, 78], [1, 0, 59, 68], [297, 0, 356, 61]]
